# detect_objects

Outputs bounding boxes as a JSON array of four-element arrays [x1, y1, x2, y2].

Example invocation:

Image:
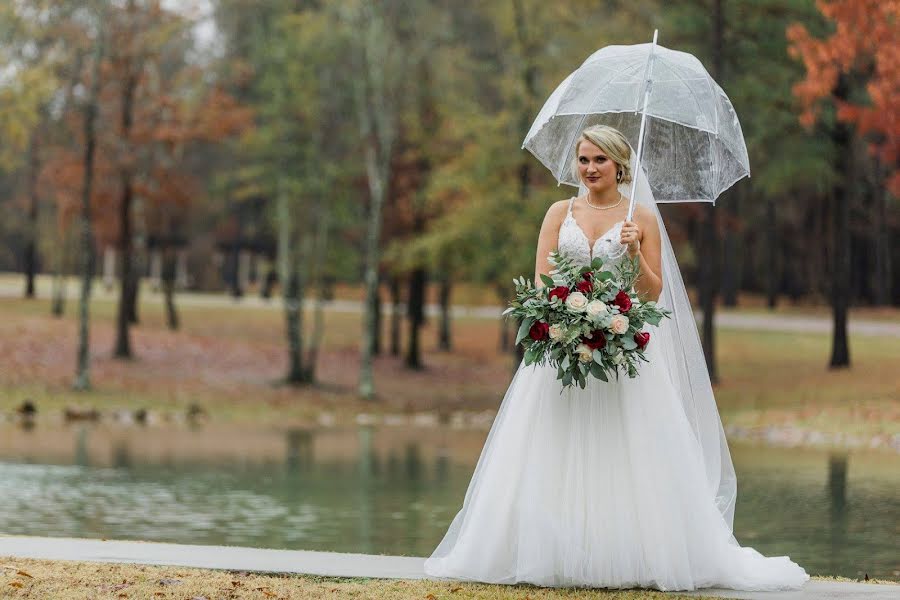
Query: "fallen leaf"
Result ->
[[15, 570, 33, 578], [425, 594, 437, 600], [450, 586, 462, 592], [117, 594, 128, 599], [8, 581, 23, 588]]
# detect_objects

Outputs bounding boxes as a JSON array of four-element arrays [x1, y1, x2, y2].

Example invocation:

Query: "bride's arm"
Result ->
[[627, 206, 663, 302], [533, 201, 567, 289]]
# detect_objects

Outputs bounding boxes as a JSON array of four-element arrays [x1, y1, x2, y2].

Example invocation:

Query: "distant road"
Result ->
[[1, 276, 898, 337]]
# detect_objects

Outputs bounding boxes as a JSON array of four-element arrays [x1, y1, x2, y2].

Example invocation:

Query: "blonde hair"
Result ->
[[571, 125, 633, 185]]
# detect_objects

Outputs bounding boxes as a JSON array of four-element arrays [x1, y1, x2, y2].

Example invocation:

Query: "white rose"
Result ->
[[611, 350, 625, 365], [564, 291, 588, 312], [609, 314, 630, 335], [574, 343, 593, 363], [585, 300, 609, 319], [548, 323, 565, 341]]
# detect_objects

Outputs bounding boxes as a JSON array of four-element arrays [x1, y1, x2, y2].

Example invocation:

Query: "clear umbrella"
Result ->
[[523, 30, 750, 218]]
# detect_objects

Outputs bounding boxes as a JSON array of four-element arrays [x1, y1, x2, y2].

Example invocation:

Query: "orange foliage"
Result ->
[[38, 2, 253, 245], [786, 0, 899, 195]]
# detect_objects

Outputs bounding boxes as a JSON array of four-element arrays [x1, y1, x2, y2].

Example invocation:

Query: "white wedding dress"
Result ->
[[423, 197, 810, 592]]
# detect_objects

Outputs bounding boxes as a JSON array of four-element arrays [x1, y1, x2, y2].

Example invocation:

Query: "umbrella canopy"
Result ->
[[522, 41, 749, 203]]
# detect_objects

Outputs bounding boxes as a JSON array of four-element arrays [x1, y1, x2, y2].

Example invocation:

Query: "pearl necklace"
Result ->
[[585, 192, 624, 210]]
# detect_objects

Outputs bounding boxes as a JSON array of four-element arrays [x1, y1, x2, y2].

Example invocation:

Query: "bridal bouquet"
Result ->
[[503, 250, 671, 390]]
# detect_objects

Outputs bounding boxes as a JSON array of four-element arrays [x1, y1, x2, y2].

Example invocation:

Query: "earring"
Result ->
[[616, 170, 623, 183]]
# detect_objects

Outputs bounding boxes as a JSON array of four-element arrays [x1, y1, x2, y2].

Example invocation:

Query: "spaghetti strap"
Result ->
[[567, 196, 575, 214]]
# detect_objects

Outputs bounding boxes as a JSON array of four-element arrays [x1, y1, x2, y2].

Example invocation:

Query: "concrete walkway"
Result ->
[[1, 536, 896, 599]]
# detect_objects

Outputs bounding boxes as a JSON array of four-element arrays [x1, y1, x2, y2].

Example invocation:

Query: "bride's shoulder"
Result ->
[[631, 203, 656, 225], [548, 196, 574, 214], [539, 198, 572, 229]]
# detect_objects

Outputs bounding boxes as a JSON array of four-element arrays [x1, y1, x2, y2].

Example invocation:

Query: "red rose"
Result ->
[[614, 290, 632, 313], [582, 271, 593, 281], [575, 279, 593, 294], [582, 329, 606, 350], [549, 286, 570, 302], [529, 321, 550, 341], [634, 331, 650, 349]]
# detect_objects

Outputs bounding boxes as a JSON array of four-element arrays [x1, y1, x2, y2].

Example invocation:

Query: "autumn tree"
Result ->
[[787, 0, 899, 368], [0, 3, 59, 298]]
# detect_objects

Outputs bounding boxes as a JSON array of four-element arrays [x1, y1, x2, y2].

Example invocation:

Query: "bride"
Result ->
[[422, 125, 810, 592]]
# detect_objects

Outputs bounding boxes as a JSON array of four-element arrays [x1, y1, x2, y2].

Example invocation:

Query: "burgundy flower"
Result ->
[[582, 329, 606, 350], [575, 279, 593, 295], [634, 331, 650, 349], [582, 270, 594, 281], [613, 290, 632, 313], [529, 321, 550, 341], [549, 286, 570, 302]]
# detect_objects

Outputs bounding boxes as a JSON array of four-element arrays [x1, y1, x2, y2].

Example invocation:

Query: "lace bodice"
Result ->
[[557, 196, 627, 268]]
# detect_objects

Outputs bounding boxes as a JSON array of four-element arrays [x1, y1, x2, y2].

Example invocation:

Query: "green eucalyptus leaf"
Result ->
[[515, 318, 535, 345]]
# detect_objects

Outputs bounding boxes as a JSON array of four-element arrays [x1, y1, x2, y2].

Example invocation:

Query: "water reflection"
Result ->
[[828, 453, 848, 576], [0, 424, 896, 581]]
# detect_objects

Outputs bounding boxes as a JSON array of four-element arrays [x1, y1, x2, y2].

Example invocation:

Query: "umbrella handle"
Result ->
[[626, 29, 658, 223]]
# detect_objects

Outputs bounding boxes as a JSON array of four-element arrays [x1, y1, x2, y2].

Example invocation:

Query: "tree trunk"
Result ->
[[699, 203, 719, 383], [829, 76, 852, 369], [437, 273, 451, 351], [277, 181, 304, 385], [50, 227, 69, 317], [114, 65, 138, 359], [698, 0, 725, 383], [872, 165, 892, 306], [230, 236, 243, 298], [389, 274, 402, 356], [372, 274, 383, 357], [722, 185, 741, 307], [162, 249, 179, 330], [765, 197, 778, 309], [405, 267, 426, 369], [114, 176, 135, 359], [74, 13, 104, 391], [353, 2, 396, 400], [303, 191, 331, 384], [284, 269, 304, 383], [24, 134, 40, 299], [512, 0, 538, 375]]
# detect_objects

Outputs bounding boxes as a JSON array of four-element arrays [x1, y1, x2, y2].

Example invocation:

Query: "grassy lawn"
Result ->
[[1, 558, 895, 600], [0, 286, 897, 448], [0, 557, 746, 600]]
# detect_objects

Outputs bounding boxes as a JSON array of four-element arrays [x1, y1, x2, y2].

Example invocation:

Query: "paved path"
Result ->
[[1, 278, 897, 337], [1, 536, 896, 599]]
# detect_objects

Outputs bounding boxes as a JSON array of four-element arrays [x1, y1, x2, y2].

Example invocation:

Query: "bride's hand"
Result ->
[[621, 221, 642, 258]]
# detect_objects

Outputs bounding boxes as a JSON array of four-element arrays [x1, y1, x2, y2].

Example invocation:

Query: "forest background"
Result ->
[[0, 0, 896, 423]]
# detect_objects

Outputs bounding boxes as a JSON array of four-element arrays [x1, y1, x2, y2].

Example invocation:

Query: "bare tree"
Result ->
[[348, 1, 400, 399], [74, 3, 106, 391]]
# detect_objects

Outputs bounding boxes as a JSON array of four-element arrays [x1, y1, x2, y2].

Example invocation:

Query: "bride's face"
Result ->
[[577, 140, 618, 193]]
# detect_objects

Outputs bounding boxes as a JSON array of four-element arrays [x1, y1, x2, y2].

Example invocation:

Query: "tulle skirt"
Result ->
[[423, 342, 810, 591]]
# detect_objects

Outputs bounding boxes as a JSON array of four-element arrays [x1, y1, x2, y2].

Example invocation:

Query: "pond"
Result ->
[[0, 423, 897, 581]]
